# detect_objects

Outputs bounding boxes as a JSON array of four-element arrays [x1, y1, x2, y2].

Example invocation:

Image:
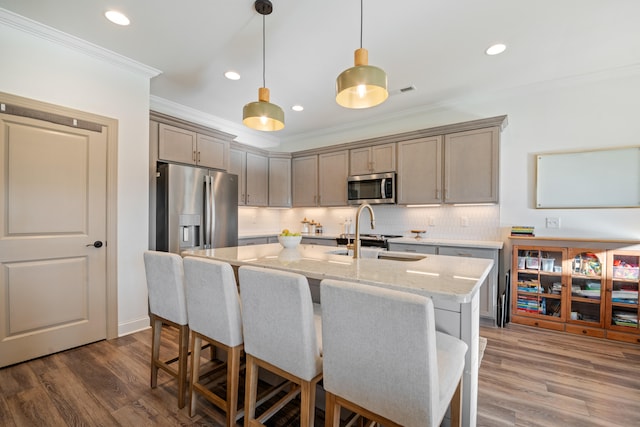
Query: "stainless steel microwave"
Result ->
[[347, 172, 396, 205]]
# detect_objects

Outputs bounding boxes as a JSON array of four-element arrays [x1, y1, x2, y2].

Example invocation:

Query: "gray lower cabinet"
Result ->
[[301, 236, 336, 246], [388, 242, 498, 321], [238, 237, 270, 246]]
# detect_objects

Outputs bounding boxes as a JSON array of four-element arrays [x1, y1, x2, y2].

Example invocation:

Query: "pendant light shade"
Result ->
[[243, 0, 284, 131], [336, 0, 388, 109], [243, 87, 285, 131], [336, 47, 388, 109]]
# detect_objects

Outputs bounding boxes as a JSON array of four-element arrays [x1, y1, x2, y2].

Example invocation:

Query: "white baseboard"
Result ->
[[118, 315, 150, 337]]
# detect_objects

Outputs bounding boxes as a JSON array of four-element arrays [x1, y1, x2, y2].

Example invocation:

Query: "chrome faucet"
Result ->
[[353, 202, 375, 258]]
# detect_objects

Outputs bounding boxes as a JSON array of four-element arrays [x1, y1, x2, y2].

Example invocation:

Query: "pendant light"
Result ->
[[336, 0, 388, 109], [243, 0, 285, 131]]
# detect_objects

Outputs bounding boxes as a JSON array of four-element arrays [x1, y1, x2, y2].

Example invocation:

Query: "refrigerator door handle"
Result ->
[[204, 175, 212, 249]]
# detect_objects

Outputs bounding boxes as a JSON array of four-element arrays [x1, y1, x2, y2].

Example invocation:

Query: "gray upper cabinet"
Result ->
[[292, 155, 318, 207], [229, 148, 246, 206], [444, 127, 499, 204], [349, 143, 396, 175], [397, 136, 443, 204], [268, 156, 292, 207], [319, 150, 349, 206], [230, 148, 268, 207], [158, 123, 228, 170], [397, 126, 500, 205], [246, 152, 268, 206]]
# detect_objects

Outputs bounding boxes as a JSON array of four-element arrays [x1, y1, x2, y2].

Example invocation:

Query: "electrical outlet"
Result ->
[[461, 217, 469, 227], [546, 217, 560, 228], [429, 217, 435, 226]]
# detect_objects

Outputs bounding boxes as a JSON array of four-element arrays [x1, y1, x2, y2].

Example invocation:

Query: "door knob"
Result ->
[[86, 240, 103, 248]]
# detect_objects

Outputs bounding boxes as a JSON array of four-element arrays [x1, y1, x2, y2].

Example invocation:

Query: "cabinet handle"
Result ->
[[534, 322, 539, 327], [197, 151, 201, 162], [457, 252, 473, 257], [247, 194, 250, 203], [582, 330, 587, 334], [436, 189, 440, 199], [192, 151, 197, 162]]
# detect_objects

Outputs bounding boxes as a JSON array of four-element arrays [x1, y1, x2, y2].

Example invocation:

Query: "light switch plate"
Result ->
[[546, 217, 560, 228]]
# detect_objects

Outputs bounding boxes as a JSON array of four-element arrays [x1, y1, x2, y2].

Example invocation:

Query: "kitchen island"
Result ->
[[182, 243, 494, 426]]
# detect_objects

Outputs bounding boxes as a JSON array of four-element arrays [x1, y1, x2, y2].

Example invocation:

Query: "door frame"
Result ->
[[1, 91, 118, 339]]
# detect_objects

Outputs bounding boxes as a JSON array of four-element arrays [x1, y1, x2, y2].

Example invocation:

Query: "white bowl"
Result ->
[[278, 235, 302, 249]]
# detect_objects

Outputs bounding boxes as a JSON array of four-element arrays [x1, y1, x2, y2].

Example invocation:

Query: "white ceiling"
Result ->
[[2, 0, 639, 148]]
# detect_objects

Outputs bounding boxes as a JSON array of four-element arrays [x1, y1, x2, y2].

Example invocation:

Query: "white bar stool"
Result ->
[[183, 256, 244, 425], [238, 266, 323, 427], [320, 279, 468, 427], [143, 250, 189, 409]]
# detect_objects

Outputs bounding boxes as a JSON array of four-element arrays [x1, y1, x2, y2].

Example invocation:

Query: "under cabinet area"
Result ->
[[388, 241, 499, 322], [511, 239, 640, 344]]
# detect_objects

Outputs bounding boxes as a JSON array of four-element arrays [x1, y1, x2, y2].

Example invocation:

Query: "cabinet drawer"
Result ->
[[606, 330, 640, 345], [565, 324, 606, 338], [512, 315, 565, 331], [387, 243, 437, 254], [438, 246, 494, 259]]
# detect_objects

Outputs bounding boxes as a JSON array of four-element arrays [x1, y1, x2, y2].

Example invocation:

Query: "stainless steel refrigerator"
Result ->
[[155, 162, 238, 254]]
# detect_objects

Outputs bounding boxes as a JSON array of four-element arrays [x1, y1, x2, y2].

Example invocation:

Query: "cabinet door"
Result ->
[[292, 155, 318, 207], [371, 143, 396, 173], [444, 127, 499, 203], [269, 157, 291, 207], [319, 150, 349, 206], [196, 134, 228, 170], [350, 147, 372, 175], [229, 148, 246, 206], [158, 123, 197, 165], [245, 152, 268, 206], [605, 250, 639, 337], [512, 246, 566, 322], [439, 246, 498, 320], [350, 143, 396, 175], [567, 249, 605, 327], [397, 136, 442, 204]]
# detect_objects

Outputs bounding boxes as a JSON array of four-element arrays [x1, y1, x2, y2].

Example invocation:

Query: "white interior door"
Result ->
[[0, 113, 107, 368]]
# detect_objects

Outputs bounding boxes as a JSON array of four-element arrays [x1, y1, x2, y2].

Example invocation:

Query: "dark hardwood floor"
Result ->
[[1, 323, 639, 426]]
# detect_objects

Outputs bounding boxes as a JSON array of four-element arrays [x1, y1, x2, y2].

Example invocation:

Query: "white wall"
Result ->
[[1, 16, 157, 336]]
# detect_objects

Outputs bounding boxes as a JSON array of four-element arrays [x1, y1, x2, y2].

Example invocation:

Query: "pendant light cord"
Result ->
[[360, 0, 363, 49], [262, 14, 266, 88]]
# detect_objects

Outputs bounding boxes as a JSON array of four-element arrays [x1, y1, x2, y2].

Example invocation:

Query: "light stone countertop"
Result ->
[[182, 243, 494, 304], [240, 233, 505, 249], [388, 237, 504, 250]]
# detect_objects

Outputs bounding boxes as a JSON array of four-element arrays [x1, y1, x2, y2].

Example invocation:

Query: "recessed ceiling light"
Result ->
[[224, 71, 241, 80], [485, 43, 506, 56], [291, 105, 304, 112], [105, 10, 130, 26]]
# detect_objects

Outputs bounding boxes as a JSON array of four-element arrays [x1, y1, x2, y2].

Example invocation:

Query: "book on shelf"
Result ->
[[511, 225, 535, 237]]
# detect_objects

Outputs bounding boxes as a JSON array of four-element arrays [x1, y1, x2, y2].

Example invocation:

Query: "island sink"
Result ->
[[327, 248, 426, 262]]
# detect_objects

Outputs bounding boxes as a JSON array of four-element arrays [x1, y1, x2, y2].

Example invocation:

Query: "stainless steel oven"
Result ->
[[347, 172, 395, 205]]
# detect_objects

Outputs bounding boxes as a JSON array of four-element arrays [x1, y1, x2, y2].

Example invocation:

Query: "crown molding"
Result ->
[[0, 8, 160, 78], [150, 95, 280, 149]]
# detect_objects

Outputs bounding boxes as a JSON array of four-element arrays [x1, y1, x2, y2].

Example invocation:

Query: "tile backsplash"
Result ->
[[240, 204, 501, 241]]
